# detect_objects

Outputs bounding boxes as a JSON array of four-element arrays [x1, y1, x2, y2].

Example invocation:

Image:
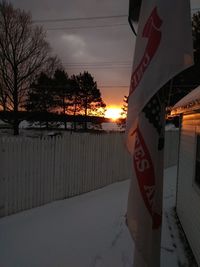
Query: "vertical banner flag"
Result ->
[[126, 1, 193, 266]]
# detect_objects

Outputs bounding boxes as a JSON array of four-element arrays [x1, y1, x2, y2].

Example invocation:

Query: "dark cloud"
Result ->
[[10, 0, 199, 106], [10, 0, 134, 106]]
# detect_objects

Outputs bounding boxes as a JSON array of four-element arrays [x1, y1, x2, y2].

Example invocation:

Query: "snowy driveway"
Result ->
[[0, 166, 191, 267]]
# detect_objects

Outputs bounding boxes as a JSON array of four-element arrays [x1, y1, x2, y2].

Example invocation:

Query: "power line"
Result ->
[[99, 85, 129, 88], [63, 65, 132, 70], [62, 61, 132, 69], [33, 14, 128, 23], [62, 61, 132, 67], [33, 7, 200, 24], [62, 61, 132, 65], [27, 84, 130, 88], [46, 23, 128, 31], [64, 66, 131, 69], [63, 64, 132, 67]]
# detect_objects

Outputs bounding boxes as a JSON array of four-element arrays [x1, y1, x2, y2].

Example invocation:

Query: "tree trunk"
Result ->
[[63, 97, 67, 130], [2, 95, 7, 111], [84, 120, 87, 131], [84, 97, 88, 131], [13, 119, 19, 135], [13, 82, 19, 135], [73, 100, 77, 131]]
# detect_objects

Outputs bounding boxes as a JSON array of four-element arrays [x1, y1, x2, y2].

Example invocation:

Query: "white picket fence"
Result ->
[[0, 130, 179, 217]]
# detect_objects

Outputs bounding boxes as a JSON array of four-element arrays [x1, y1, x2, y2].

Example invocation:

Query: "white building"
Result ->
[[171, 86, 200, 265]]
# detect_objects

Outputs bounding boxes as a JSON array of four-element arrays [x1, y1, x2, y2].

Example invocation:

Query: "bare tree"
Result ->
[[0, 1, 50, 134], [0, 76, 8, 111], [44, 55, 63, 78]]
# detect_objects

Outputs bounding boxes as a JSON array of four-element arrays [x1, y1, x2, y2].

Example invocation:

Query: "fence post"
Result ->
[[0, 138, 6, 217]]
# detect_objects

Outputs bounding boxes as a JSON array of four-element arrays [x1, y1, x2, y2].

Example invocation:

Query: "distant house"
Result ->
[[171, 86, 200, 265]]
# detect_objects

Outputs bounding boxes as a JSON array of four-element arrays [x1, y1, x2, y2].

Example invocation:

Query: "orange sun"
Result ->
[[105, 107, 122, 121]]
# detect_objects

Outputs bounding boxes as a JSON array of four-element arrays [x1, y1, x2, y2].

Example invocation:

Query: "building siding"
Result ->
[[177, 114, 200, 265]]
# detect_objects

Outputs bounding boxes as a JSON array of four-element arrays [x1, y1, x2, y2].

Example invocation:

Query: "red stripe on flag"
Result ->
[[129, 7, 162, 96], [133, 126, 161, 229]]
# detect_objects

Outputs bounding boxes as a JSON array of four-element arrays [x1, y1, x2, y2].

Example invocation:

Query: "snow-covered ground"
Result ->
[[0, 166, 193, 267]]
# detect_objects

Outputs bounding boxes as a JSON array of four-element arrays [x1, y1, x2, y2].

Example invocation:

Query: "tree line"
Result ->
[[0, 1, 106, 135], [26, 70, 106, 130]]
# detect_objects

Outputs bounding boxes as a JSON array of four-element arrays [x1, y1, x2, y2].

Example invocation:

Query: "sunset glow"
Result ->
[[105, 107, 122, 121]]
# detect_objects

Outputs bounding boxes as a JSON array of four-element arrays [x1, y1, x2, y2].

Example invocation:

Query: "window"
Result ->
[[195, 135, 200, 187]]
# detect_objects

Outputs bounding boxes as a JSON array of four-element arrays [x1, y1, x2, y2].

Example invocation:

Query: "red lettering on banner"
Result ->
[[129, 7, 163, 95], [133, 127, 161, 229]]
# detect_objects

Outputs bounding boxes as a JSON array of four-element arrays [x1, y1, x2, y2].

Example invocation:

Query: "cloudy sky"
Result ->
[[10, 0, 200, 108]]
